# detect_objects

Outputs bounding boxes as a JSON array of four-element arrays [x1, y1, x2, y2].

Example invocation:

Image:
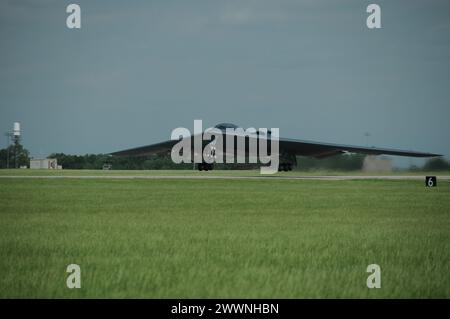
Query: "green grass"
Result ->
[[0, 168, 448, 177], [0, 173, 449, 298]]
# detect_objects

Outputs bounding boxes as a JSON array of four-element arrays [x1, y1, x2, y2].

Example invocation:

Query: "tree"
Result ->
[[0, 142, 30, 168], [423, 158, 450, 171], [0, 149, 7, 168]]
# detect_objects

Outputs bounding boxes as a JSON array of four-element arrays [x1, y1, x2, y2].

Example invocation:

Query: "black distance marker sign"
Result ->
[[425, 176, 437, 187]]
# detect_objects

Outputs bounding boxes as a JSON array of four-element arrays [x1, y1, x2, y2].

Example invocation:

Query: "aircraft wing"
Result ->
[[111, 135, 441, 158], [278, 137, 441, 158], [110, 139, 178, 156]]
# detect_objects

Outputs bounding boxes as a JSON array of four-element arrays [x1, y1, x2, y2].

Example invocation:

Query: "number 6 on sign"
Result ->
[[425, 176, 437, 187]]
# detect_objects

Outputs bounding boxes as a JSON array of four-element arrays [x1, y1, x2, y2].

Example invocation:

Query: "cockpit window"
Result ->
[[215, 123, 239, 131]]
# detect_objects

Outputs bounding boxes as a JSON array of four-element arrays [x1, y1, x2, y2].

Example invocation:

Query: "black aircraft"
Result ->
[[111, 123, 441, 171]]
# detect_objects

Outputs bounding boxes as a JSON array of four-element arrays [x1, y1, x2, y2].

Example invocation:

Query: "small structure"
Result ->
[[362, 155, 392, 172], [13, 122, 21, 137], [30, 158, 59, 170]]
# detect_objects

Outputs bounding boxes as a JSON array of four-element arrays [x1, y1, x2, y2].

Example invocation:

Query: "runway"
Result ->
[[1, 175, 449, 181]]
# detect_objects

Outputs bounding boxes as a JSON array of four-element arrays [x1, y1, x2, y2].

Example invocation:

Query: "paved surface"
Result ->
[[1, 175, 449, 181]]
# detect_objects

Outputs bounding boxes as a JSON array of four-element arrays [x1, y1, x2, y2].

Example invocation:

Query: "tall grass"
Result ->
[[0, 178, 448, 298]]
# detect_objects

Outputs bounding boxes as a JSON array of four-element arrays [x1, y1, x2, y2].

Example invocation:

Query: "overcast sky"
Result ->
[[0, 0, 449, 167]]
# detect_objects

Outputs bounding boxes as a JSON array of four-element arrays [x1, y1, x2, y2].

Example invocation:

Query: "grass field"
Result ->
[[0, 170, 449, 298], [0, 168, 448, 177]]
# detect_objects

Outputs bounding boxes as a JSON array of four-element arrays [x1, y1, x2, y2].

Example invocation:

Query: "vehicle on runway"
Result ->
[[111, 123, 441, 171]]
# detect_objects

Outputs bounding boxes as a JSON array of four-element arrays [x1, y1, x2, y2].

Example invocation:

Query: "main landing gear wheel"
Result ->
[[197, 163, 214, 171], [278, 163, 292, 172]]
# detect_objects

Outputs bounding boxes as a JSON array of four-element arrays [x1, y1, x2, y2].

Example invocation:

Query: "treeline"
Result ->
[[411, 157, 450, 172], [48, 153, 193, 170], [45, 153, 450, 171], [47, 153, 367, 170], [300, 155, 450, 171], [1, 147, 449, 171], [47, 153, 263, 170]]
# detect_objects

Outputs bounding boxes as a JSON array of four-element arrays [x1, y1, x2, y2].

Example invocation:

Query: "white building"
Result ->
[[30, 158, 60, 169]]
